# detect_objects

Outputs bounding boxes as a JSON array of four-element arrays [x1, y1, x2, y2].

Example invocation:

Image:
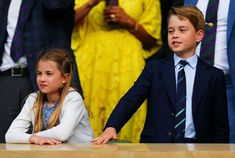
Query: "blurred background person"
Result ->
[[72, 0, 161, 142], [0, 0, 82, 143], [185, 0, 235, 143]]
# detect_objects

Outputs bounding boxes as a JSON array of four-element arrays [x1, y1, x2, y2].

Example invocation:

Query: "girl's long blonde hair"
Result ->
[[33, 48, 74, 133]]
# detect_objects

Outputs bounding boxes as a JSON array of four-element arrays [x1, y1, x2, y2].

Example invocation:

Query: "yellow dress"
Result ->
[[72, 0, 161, 142]]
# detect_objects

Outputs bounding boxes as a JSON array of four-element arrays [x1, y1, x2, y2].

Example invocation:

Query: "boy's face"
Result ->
[[168, 15, 204, 59]]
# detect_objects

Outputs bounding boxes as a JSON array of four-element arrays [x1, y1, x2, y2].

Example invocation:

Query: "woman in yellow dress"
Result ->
[[72, 0, 161, 142]]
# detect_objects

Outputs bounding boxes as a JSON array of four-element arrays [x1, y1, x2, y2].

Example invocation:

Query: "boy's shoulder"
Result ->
[[198, 57, 224, 77], [146, 57, 172, 69], [198, 58, 223, 72]]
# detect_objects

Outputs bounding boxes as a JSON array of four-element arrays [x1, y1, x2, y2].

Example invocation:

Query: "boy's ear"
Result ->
[[196, 30, 204, 43]]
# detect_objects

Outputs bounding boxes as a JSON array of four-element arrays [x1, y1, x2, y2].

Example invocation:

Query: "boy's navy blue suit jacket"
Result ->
[[105, 56, 229, 143]]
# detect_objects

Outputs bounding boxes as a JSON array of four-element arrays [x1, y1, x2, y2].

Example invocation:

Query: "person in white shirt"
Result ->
[[185, 0, 235, 143], [5, 49, 93, 145]]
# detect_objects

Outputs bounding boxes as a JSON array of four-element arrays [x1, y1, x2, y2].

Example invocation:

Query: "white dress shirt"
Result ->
[[0, 0, 27, 71], [196, 0, 230, 74]]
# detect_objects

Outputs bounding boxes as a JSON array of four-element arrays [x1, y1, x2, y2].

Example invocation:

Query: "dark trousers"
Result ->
[[0, 75, 33, 143]]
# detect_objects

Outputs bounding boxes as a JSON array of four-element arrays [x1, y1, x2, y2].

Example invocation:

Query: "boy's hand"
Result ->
[[91, 127, 118, 144], [29, 135, 62, 145]]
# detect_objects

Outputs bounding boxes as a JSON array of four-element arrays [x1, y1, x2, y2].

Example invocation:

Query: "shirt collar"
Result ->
[[174, 54, 198, 69]]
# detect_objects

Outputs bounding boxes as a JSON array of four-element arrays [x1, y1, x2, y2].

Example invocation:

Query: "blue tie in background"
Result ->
[[200, 0, 219, 65], [10, 0, 29, 62], [174, 60, 188, 143]]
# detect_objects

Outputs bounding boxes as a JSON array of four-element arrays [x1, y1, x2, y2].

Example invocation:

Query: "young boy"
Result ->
[[92, 6, 229, 144]]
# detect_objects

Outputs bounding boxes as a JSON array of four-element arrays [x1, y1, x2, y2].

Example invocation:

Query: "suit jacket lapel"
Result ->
[[192, 58, 210, 115], [0, 0, 12, 23], [161, 57, 176, 109], [227, 0, 235, 41]]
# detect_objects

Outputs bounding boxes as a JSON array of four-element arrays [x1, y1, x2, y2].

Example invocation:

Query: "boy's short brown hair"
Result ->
[[168, 6, 205, 32]]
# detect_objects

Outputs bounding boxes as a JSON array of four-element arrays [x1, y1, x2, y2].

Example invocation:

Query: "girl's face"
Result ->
[[36, 60, 68, 96]]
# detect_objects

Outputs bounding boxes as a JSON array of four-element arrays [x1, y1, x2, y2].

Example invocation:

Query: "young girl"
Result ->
[[5, 49, 93, 145]]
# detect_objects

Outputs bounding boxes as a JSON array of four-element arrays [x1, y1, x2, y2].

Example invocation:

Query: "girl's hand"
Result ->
[[104, 6, 136, 30], [29, 135, 62, 145]]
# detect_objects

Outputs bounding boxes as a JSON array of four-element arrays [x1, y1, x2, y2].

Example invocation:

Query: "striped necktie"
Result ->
[[10, 0, 29, 62], [174, 60, 188, 143], [199, 0, 220, 65]]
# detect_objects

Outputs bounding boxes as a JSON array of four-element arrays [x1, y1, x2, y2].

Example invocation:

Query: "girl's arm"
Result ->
[[5, 94, 36, 143], [5, 93, 61, 145], [35, 91, 87, 142]]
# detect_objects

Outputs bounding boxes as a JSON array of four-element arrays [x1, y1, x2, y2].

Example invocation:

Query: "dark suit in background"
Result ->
[[0, 0, 82, 142], [106, 56, 229, 143]]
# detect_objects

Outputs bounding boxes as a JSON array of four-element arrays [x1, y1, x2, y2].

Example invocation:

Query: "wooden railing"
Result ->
[[0, 143, 235, 158]]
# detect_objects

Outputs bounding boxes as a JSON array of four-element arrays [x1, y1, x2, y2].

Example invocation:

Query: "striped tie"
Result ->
[[174, 60, 188, 143], [10, 0, 29, 62], [200, 0, 219, 65]]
